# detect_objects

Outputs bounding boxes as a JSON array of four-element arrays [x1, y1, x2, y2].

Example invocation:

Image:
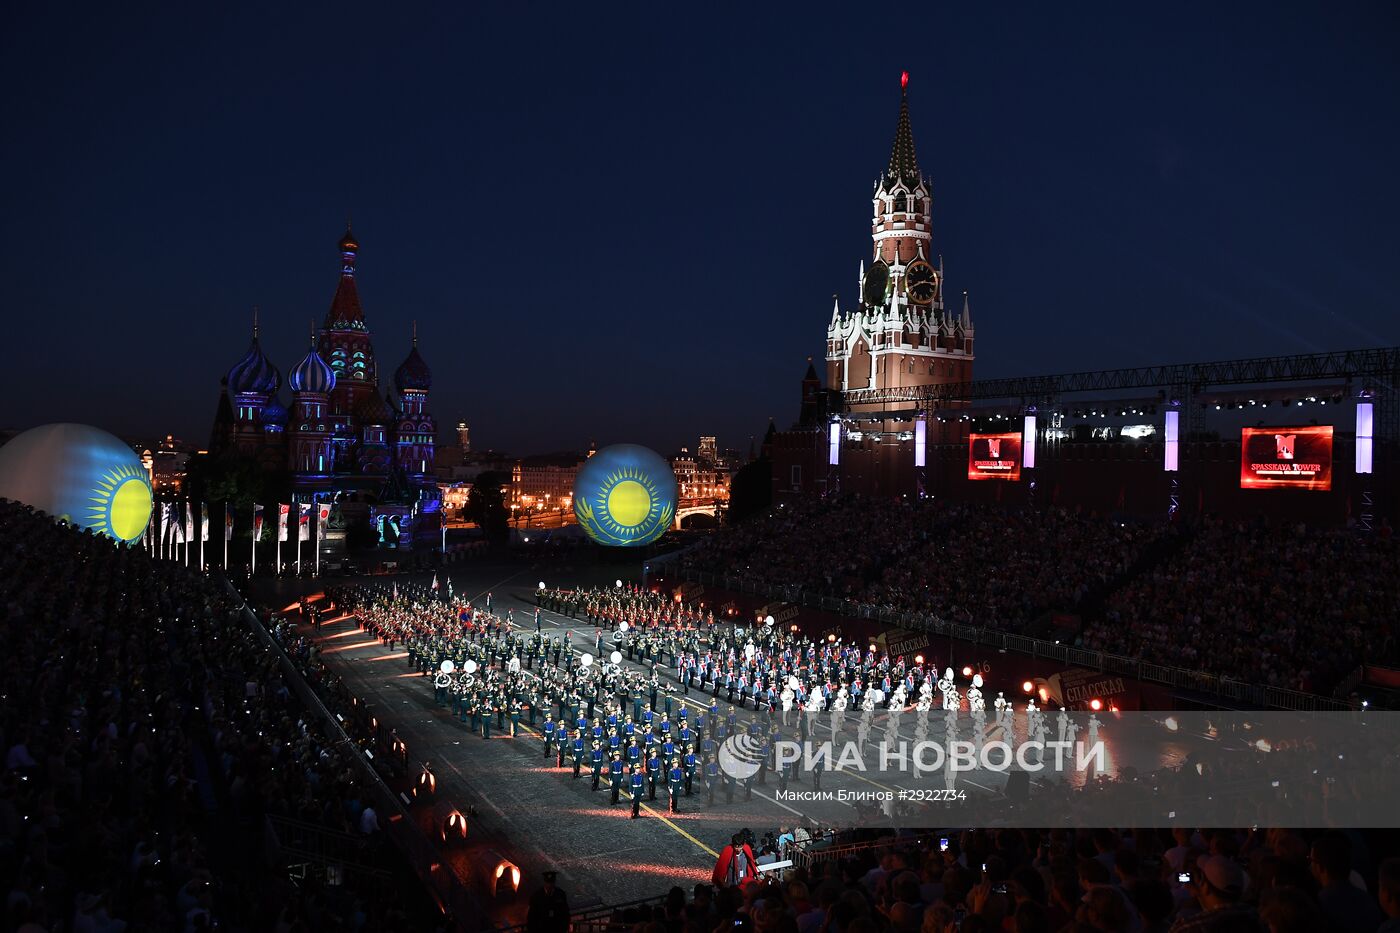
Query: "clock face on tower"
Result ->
[[905, 260, 937, 305], [863, 261, 890, 308]]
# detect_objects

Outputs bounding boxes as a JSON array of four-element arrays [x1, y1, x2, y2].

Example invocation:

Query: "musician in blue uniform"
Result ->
[[571, 732, 585, 778], [683, 746, 698, 795], [542, 714, 556, 758], [645, 750, 661, 800], [667, 760, 684, 813], [629, 765, 645, 819], [608, 752, 625, 804], [589, 742, 605, 791]]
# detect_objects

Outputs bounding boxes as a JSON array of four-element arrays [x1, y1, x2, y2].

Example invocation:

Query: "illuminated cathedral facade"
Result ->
[[211, 228, 440, 546]]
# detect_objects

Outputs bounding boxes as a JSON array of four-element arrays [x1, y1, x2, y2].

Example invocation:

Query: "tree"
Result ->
[[727, 457, 772, 525], [345, 516, 380, 553], [464, 470, 511, 545], [185, 452, 290, 513]]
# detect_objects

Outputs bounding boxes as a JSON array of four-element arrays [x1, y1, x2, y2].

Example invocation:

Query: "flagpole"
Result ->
[[184, 501, 190, 567], [223, 502, 229, 570], [198, 502, 204, 572], [314, 493, 321, 579], [251, 506, 257, 577]]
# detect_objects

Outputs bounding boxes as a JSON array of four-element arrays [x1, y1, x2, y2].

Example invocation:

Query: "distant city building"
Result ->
[[151, 434, 192, 495], [672, 440, 732, 518], [434, 448, 513, 485], [511, 452, 584, 522], [439, 481, 472, 517], [457, 419, 471, 455], [208, 228, 441, 547]]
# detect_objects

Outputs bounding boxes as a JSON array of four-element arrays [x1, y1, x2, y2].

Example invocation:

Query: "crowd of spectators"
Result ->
[[865, 506, 1165, 633], [680, 498, 936, 598], [603, 827, 1399, 933], [0, 499, 439, 932], [682, 499, 1400, 694], [1080, 518, 1400, 693], [682, 498, 1165, 633]]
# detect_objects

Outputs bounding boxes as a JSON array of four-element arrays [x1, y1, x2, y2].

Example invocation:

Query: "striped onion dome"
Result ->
[[289, 346, 336, 395], [227, 336, 281, 396]]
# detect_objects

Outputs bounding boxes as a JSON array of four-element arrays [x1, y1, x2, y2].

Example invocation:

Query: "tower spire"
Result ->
[[252, 305, 260, 340], [885, 71, 920, 188], [412, 319, 418, 348]]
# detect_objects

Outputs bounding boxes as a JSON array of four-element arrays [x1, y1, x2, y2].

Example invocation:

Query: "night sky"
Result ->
[[2, 3, 1397, 456]]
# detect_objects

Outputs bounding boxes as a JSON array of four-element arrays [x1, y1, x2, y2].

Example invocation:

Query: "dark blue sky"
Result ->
[[2, 3, 1397, 455]]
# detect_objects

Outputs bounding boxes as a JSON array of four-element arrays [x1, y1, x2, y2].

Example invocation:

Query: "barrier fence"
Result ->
[[494, 893, 671, 933], [790, 831, 947, 872], [263, 814, 394, 893], [672, 570, 1350, 712]]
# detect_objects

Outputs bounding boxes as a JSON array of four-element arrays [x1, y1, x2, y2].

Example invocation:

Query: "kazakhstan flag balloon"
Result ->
[[573, 444, 677, 547], [0, 423, 153, 544]]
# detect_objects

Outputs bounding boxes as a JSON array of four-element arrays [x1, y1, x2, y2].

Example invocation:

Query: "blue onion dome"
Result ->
[[354, 390, 394, 425], [289, 346, 336, 394], [263, 394, 288, 426], [394, 345, 432, 392], [227, 336, 281, 395]]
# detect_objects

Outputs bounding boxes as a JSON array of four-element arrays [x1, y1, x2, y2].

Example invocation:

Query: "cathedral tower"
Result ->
[[318, 227, 378, 414], [393, 324, 436, 491], [287, 331, 337, 487], [223, 309, 281, 456]]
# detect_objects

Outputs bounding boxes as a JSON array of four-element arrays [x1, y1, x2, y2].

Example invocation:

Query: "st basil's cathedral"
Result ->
[[210, 227, 440, 548]]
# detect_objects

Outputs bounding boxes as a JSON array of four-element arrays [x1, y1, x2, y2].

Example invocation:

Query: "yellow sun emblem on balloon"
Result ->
[[576, 466, 673, 546], [86, 462, 152, 543]]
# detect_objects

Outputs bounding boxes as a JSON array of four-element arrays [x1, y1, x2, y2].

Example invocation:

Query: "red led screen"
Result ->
[[1239, 425, 1333, 491], [968, 432, 1022, 481]]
